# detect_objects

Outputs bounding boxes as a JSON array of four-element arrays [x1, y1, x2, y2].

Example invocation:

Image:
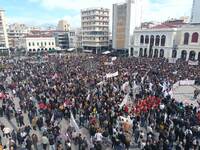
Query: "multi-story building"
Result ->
[[112, 1, 131, 50], [19, 35, 56, 53], [57, 20, 70, 32], [0, 9, 9, 50], [69, 30, 76, 48], [178, 25, 200, 61], [81, 7, 109, 53], [53, 31, 69, 50], [190, 0, 200, 24], [75, 28, 82, 49], [130, 21, 200, 61], [7, 23, 30, 49], [112, 0, 142, 51], [130, 25, 179, 58]]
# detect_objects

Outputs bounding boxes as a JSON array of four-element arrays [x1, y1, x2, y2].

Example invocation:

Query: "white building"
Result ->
[[57, 20, 70, 32], [190, 0, 200, 24], [0, 9, 9, 50], [178, 25, 200, 61], [7, 23, 30, 49], [69, 30, 76, 48], [19, 35, 56, 53], [130, 22, 200, 61], [81, 7, 109, 53]]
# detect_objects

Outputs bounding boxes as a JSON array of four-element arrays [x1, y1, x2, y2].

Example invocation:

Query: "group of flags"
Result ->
[[131, 96, 161, 115]]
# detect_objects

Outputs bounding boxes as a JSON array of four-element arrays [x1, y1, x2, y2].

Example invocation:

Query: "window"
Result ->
[[191, 32, 199, 43], [140, 35, 144, 44], [181, 50, 187, 60], [130, 48, 134, 56], [44, 42, 47, 46], [155, 35, 160, 46], [32, 42, 35, 46], [49, 42, 51, 46], [161, 35, 166, 46], [41, 42, 43, 46], [52, 42, 54, 45], [172, 50, 177, 58], [198, 52, 200, 61], [139, 48, 143, 57], [144, 48, 147, 57], [189, 51, 196, 61], [37, 42, 39, 46], [184, 33, 189, 45], [154, 49, 158, 58], [145, 35, 149, 44], [160, 49, 164, 58], [150, 35, 154, 46], [29, 42, 31, 46]]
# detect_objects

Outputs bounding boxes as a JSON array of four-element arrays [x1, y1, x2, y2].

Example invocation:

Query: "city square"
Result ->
[[0, 0, 200, 150]]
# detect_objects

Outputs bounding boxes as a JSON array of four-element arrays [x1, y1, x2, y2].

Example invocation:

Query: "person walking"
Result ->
[[31, 133, 38, 150], [41, 134, 49, 150]]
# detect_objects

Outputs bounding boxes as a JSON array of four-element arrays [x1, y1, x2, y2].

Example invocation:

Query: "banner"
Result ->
[[102, 51, 111, 55], [188, 60, 198, 66], [168, 58, 177, 64], [119, 94, 129, 108], [70, 112, 80, 132], [106, 71, 119, 78], [122, 81, 130, 93], [104, 62, 113, 65], [111, 57, 117, 61], [97, 81, 104, 86], [179, 80, 195, 86]]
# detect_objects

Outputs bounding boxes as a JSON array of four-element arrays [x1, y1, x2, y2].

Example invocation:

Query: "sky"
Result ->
[[0, 0, 193, 28]]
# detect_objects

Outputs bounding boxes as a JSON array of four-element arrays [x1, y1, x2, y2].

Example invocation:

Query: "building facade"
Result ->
[[57, 20, 70, 31], [81, 7, 109, 53], [191, 0, 200, 24], [53, 31, 69, 50], [69, 30, 76, 48], [112, 0, 131, 50], [0, 9, 9, 50], [130, 24, 200, 61], [74, 28, 82, 49], [178, 25, 200, 61], [19, 36, 56, 53], [7, 23, 30, 49]]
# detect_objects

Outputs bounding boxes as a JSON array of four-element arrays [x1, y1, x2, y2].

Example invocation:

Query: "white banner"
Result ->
[[104, 62, 114, 65], [179, 80, 195, 86], [168, 58, 177, 64], [70, 112, 80, 132], [106, 71, 119, 78], [102, 51, 111, 55], [119, 94, 129, 108], [188, 60, 198, 66], [122, 81, 130, 93], [111, 57, 117, 61], [97, 81, 104, 86]]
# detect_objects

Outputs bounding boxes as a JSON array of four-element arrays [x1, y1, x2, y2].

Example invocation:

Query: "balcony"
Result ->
[[81, 12, 109, 17], [82, 24, 109, 27]]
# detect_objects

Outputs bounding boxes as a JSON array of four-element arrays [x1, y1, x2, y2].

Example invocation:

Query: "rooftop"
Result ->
[[81, 7, 109, 12], [26, 35, 54, 38]]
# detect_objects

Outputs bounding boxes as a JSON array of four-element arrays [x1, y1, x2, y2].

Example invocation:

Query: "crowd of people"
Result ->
[[0, 53, 200, 150]]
